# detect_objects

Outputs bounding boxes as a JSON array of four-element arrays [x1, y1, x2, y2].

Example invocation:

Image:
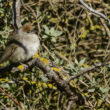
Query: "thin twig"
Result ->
[[0, 87, 25, 109], [67, 99, 74, 110], [66, 62, 109, 83], [21, 0, 41, 35], [79, 0, 110, 24], [100, 18, 110, 59]]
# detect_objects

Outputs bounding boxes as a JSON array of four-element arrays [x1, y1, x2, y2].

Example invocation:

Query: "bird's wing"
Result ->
[[0, 44, 17, 63]]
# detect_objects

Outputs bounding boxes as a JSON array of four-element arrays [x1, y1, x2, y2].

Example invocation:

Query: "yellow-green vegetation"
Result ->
[[0, 0, 110, 110]]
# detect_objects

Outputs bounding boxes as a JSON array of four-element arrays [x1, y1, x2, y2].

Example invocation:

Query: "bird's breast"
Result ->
[[22, 36, 40, 59]]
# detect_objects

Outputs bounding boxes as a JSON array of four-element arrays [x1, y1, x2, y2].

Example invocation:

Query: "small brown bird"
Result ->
[[0, 23, 40, 63]]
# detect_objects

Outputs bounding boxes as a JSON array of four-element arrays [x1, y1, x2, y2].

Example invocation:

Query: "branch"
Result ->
[[100, 18, 110, 59], [0, 87, 25, 109], [12, 0, 22, 30], [1, 58, 109, 103], [0, 58, 78, 101], [79, 0, 110, 24], [66, 62, 109, 83], [100, 18, 110, 38]]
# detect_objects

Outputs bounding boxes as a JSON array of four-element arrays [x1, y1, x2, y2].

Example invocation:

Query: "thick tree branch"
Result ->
[[0, 58, 109, 103], [0, 58, 79, 102], [0, 59, 73, 93]]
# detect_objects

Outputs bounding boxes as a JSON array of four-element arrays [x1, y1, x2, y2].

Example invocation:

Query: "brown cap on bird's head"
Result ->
[[22, 23, 33, 33]]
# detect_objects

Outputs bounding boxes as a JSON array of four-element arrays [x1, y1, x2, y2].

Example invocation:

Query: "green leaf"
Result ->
[[42, 25, 50, 34], [51, 37, 56, 42], [42, 35, 48, 38], [75, 59, 79, 65], [40, 74, 48, 82], [79, 58, 86, 66], [0, 8, 4, 13], [50, 27, 55, 35], [100, 87, 109, 93], [88, 88, 95, 92], [54, 30, 62, 37]]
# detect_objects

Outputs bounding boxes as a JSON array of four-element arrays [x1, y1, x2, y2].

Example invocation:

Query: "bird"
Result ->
[[0, 23, 40, 63]]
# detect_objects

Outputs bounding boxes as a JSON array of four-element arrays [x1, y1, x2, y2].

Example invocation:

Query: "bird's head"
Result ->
[[22, 23, 33, 33], [18, 23, 34, 34]]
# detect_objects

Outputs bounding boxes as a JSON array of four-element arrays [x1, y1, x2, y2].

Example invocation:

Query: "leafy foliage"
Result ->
[[0, 0, 110, 110]]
